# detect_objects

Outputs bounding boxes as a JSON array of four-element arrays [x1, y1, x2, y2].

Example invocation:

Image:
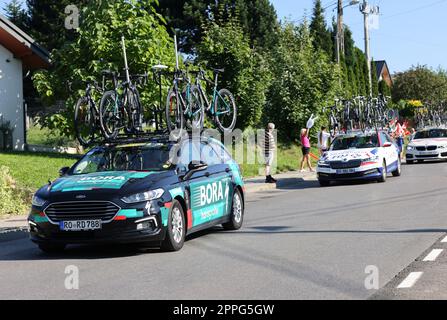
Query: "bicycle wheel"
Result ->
[[165, 88, 184, 139], [214, 88, 237, 133], [74, 97, 95, 146], [186, 85, 204, 132], [100, 91, 125, 140], [124, 89, 142, 134]]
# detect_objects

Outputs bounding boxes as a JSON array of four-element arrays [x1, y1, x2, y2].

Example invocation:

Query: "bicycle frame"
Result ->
[[195, 72, 232, 116]]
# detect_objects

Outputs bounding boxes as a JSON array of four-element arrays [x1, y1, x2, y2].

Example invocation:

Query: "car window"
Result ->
[[379, 132, 390, 145], [178, 141, 200, 166], [414, 129, 447, 139], [72, 144, 172, 174], [201, 143, 221, 166], [331, 135, 379, 150], [210, 141, 233, 163]]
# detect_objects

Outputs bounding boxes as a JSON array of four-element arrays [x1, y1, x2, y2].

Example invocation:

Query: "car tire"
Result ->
[[392, 159, 402, 177], [378, 160, 387, 183], [417, 160, 424, 164], [161, 200, 185, 252], [406, 160, 414, 165], [38, 243, 66, 254], [222, 188, 244, 231], [319, 179, 331, 187]]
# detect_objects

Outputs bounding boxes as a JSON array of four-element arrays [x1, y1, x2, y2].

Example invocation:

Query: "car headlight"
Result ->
[[407, 146, 415, 151], [32, 195, 46, 207], [318, 160, 330, 167], [121, 189, 164, 204], [439, 145, 447, 149]]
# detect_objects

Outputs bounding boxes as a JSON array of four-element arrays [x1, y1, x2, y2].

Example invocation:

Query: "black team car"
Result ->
[[28, 136, 245, 253]]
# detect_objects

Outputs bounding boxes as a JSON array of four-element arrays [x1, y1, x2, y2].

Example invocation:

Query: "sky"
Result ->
[[271, 0, 447, 74], [1, 0, 446, 74]]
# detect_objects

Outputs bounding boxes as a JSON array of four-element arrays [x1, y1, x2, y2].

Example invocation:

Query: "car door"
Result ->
[[187, 141, 232, 229], [380, 132, 399, 170]]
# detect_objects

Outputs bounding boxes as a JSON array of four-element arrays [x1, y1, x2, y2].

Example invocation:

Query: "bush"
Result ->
[[0, 166, 31, 216]]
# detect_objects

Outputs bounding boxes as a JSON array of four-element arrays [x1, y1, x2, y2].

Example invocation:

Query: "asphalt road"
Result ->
[[1, 161, 447, 300]]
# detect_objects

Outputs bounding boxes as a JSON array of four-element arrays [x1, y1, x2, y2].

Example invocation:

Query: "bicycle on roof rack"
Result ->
[[72, 70, 118, 147], [99, 36, 148, 140], [165, 36, 237, 137]]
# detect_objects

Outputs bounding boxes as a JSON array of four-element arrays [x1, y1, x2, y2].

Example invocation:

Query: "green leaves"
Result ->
[[32, 0, 175, 138]]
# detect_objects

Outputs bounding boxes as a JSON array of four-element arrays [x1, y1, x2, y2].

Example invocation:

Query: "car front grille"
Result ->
[[416, 154, 439, 158], [330, 160, 362, 170], [44, 201, 120, 223], [416, 146, 438, 151]]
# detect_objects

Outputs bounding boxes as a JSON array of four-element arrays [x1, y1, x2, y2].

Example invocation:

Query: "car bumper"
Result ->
[[406, 151, 447, 161], [317, 165, 382, 181], [27, 200, 168, 245]]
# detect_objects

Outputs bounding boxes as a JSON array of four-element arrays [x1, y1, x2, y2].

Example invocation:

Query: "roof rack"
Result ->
[[95, 130, 173, 147]]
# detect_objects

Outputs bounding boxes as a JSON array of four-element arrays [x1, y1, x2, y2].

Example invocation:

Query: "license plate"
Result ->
[[59, 220, 102, 231], [421, 151, 437, 155], [336, 168, 356, 174]]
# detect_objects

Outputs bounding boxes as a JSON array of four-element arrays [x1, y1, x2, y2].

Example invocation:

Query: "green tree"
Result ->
[[265, 21, 339, 141], [309, 0, 333, 57], [3, 0, 28, 32], [392, 65, 447, 103], [26, 0, 89, 51], [198, 13, 271, 129], [158, 0, 279, 53], [33, 0, 175, 138]]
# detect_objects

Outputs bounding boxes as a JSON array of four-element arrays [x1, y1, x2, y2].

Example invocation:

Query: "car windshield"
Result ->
[[414, 129, 447, 139], [331, 134, 379, 151], [71, 143, 173, 175]]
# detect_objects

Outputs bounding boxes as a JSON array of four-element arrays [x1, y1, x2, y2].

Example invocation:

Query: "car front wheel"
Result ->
[[223, 189, 244, 230], [161, 200, 185, 252], [392, 159, 402, 177], [378, 160, 387, 183]]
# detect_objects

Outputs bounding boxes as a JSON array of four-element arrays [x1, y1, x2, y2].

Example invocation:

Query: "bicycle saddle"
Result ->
[[213, 68, 225, 73]]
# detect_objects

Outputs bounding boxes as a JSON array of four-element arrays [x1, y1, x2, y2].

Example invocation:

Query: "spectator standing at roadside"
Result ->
[[317, 126, 331, 155], [300, 128, 314, 173], [264, 123, 277, 184], [393, 120, 405, 159]]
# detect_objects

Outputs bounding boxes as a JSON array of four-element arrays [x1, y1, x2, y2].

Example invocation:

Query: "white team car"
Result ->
[[317, 130, 402, 186], [406, 128, 447, 164]]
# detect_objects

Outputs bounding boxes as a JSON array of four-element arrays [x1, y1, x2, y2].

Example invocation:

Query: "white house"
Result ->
[[0, 14, 49, 151]]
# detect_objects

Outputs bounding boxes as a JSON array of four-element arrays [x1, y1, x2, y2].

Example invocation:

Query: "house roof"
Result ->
[[375, 60, 388, 79], [0, 14, 50, 69]]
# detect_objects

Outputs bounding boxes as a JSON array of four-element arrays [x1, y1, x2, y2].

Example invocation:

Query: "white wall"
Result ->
[[0, 44, 24, 151]]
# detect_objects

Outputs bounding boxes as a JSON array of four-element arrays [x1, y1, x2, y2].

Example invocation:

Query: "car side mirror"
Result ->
[[59, 167, 70, 177], [182, 161, 208, 181], [383, 142, 393, 148]]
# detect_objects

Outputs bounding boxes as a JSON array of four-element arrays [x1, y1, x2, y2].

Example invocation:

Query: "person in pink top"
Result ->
[[300, 128, 314, 172]]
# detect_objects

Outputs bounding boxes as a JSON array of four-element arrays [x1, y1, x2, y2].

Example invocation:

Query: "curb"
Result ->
[[244, 172, 317, 194], [0, 227, 28, 243]]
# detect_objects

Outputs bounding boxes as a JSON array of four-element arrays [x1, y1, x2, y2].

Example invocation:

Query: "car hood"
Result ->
[[47, 171, 169, 195], [322, 148, 379, 162], [410, 138, 447, 147]]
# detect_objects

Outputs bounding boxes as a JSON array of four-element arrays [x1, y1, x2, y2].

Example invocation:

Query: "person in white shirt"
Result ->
[[317, 126, 331, 155]]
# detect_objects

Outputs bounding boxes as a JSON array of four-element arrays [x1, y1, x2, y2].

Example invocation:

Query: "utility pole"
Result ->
[[336, 1, 359, 64], [336, 0, 343, 64], [360, 0, 379, 97]]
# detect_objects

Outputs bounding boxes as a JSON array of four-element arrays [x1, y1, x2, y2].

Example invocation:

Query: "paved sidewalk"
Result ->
[[0, 170, 317, 232]]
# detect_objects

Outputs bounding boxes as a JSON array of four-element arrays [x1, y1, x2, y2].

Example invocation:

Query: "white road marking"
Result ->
[[441, 236, 447, 243], [423, 249, 443, 262], [397, 272, 423, 289]]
